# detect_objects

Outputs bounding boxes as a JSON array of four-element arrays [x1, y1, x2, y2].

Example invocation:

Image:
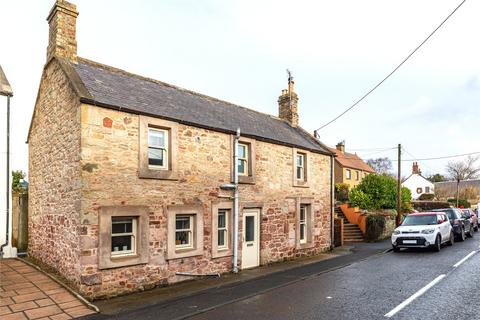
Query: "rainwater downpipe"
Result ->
[[1, 96, 11, 254], [232, 128, 240, 273], [330, 154, 335, 250]]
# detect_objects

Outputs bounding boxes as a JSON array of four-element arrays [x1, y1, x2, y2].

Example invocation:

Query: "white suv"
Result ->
[[391, 213, 454, 252]]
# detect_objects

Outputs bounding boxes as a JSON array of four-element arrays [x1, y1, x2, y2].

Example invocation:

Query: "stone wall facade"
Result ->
[[77, 104, 332, 299], [28, 59, 82, 286]]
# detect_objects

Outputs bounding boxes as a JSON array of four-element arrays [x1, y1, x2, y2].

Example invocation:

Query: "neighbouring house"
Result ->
[[434, 179, 480, 203], [329, 141, 375, 188], [27, 0, 335, 299], [402, 162, 434, 200]]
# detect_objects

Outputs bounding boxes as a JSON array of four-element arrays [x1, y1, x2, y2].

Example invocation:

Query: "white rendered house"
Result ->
[[402, 162, 434, 200]]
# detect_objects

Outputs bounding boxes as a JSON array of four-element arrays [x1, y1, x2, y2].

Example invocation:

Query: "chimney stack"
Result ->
[[46, 0, 79, 62], [412, 162, 421, 175], [278, 71, 298, 127], [336, 141, 345, 153]]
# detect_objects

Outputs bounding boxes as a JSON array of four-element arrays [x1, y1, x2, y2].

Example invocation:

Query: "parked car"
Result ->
[[432, 208, 473, 241], [462, 208, 479, 232], [392, 213, 454, 252]]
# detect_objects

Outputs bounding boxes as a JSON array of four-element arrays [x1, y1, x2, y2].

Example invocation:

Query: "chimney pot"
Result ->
[[47, 0, 79, 62]]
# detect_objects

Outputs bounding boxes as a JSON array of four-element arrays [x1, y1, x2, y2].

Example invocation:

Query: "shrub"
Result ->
[[349, 174, 412, 211], [418, 193, 435, 201], [335, 183, 350, 202], [349, 188, 373, 209], [401, 187, 413, 212]]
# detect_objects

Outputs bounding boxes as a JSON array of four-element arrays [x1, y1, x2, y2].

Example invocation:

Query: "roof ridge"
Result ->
[[77, 57, 288, 123]]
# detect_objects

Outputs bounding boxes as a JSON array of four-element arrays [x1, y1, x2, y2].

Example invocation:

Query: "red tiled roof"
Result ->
[[328, 147, 375, 173]]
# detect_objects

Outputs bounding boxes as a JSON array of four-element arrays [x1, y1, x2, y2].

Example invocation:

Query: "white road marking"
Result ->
[[453, 251, 476, 268], [384, 274, 446, 318]]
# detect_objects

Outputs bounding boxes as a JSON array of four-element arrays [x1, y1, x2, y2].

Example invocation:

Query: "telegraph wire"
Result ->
[[313, 0, 467, 134]]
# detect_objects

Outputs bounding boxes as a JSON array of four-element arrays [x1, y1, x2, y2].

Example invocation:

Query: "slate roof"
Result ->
[[328, 147, 375, 172], [60, 57, 332, 155]]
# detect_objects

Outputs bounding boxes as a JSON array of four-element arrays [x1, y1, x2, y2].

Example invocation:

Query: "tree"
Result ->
[[366, 157, 392, 175], [12, 170, 27, 193], [445, 156, 480, 207], [427, 173, 446, 183]]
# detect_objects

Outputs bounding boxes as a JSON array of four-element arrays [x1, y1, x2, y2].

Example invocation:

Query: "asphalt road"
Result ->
[[188, 236, 480, 320]]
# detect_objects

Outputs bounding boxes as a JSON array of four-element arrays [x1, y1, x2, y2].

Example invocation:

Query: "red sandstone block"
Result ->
[[12, 292, 47, 304], [34, 298, 55, 307], [64, 305, 95, 318], [2, 312, 27, 320], [3, 283, 35, 291], [57, 299, 82, 310], [0, 297, 14, 306], [10, 301, 38, 312], [0, 305, 12, 315], [50, 313, 72, 320], [24, 305, 62, 319], [0, 290, 17, 298], [49, 292, 76, 304], [35, 281, 60, 291], [15, 287, 41, 295], [43, 288, 65, 295]]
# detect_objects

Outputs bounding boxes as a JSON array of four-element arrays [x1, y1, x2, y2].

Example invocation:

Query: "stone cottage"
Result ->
[[27, 0, 334, 299]]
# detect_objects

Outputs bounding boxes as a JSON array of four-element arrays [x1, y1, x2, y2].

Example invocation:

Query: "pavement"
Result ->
[[85, 240, 392, 320], [0, 258, 96, 320]]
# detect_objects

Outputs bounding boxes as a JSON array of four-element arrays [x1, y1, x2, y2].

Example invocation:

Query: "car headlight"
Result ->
[[421, 229, 435, 234], [393, 230, 401, 235]]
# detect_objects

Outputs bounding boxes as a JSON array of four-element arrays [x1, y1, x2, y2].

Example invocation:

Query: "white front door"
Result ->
[[242, 209, 260, 269]]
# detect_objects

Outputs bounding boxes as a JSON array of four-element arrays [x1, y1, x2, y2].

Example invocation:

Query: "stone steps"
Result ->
[[335, 206, 364, 243]]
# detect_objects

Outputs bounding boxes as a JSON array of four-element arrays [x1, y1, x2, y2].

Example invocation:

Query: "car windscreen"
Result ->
[[402, 215, 437, 226]]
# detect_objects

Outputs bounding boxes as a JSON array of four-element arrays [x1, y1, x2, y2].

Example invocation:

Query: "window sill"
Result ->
[[296, 242, 314, 250], [212, 248, 233, 259], [293, 181, 309, 188], [237, 175, 255, 184], [138, 168, 178, 180], [111, 253, 138, 260]]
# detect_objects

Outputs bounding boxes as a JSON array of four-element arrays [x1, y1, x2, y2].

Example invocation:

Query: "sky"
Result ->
[[0, 0, 479, 181]]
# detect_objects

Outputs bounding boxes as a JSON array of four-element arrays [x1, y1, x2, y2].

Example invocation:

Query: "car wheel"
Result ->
[[447, 232, 454, 246], [474, 223, 478, 232], [467, 225, 474, 238], [458, 228, 466, 242], [392, 245, 400, 252], [433, 235, 441, 252]]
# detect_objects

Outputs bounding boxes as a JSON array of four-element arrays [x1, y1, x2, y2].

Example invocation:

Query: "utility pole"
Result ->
[[396, 144, 402, 227]]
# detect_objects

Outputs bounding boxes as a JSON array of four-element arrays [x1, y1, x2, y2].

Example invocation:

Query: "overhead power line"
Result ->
[[392, 151, 480, 162], [313, 0, 467, 134]]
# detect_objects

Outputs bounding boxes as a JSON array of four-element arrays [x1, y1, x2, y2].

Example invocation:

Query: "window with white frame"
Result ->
[[346, 169, 351, 180], [111, 217, 137, 257], [175, 215, 194, 249], [237, 143, 249, 176], [299, 205, 308, 244], [296, 153, 306, 181], [148, 127, 169, 170], [217, 209, 229, 249]]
